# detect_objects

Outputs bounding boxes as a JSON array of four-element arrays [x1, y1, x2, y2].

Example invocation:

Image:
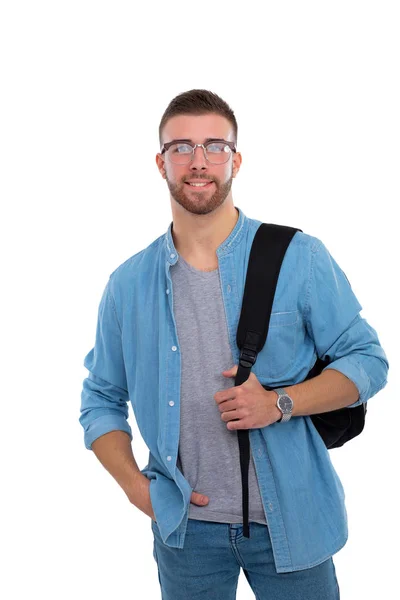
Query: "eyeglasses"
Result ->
[[160, 139, 236, 165]]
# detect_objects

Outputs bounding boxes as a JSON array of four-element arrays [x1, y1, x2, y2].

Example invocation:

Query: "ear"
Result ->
[[155, 153, 167, 179], [232, 151, 242, 178]]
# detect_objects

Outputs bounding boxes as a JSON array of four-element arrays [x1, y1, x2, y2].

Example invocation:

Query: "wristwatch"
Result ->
[[275, 388, 294, 423]]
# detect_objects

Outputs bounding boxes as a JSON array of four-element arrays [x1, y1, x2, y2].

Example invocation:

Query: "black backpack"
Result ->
[[235, 223, 366, 538]]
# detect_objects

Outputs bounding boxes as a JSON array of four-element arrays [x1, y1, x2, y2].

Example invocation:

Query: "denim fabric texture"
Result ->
[[80, 206, 388, 573], [151, 518, 340, 599]]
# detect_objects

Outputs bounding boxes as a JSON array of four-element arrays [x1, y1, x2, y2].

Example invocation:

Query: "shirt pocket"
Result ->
[[254, 310, 299, 379]]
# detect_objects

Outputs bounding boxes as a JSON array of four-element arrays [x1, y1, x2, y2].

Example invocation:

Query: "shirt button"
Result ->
[[169, 401, 175, 406], [166, 289, 170, 294], [258, 449, 262, 457], [227, 284, 231, 293], [269, 502, 274, 511], [167, 456, 172, 461], [170, 253, 175, 259], [171, 346, 177, 351]]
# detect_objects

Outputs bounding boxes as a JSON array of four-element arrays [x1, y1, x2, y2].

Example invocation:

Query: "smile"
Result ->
[[185, 181, 214, 189]]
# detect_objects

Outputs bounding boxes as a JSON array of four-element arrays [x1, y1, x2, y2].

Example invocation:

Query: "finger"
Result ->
[[215, 388, 239, 404], [191, 491, 209, 505], [221, 408, 243, 422], [227, 419, 244, 430], [217, 399, 237, 413]]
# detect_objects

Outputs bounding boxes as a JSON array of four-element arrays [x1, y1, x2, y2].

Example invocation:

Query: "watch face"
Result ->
[[278, 395, 293, 413]]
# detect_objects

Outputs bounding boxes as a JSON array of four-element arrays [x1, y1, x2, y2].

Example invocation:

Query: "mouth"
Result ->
[[185, 181, 214, 190]]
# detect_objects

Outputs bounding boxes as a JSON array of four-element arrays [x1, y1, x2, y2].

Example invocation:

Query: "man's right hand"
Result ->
[[137, 477, 209, 522], [190, 491, 210, 507]]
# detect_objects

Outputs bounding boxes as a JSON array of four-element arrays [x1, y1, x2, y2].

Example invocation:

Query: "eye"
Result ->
[[206, 142, 229, 153], [171, 143, 192, 154]]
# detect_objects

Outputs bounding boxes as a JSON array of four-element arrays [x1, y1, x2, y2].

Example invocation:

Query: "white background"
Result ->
[[1, 1, 399, 599]]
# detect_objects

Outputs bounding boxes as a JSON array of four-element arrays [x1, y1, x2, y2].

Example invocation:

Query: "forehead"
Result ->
[[162, 113, 234, 144]]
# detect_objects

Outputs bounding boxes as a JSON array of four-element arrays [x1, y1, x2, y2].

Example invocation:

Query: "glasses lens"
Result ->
[[167, 143, 193, 164], [205, 142, 232, 164]]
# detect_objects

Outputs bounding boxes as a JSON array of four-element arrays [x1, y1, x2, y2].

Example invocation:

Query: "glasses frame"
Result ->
[[160, 139, 237, 165]]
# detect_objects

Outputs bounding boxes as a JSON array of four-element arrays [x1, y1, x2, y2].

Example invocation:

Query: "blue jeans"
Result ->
[[151, 519, 340, 599]]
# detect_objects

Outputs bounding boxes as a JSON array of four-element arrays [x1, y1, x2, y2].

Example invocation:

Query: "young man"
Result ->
[[79, 89, 388, 599]]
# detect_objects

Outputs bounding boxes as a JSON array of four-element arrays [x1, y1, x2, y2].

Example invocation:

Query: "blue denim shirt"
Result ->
[[80, 206, 388, 573]]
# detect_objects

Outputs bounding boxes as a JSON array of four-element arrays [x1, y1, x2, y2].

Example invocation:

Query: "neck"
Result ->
[[170, 200, 239, 266]]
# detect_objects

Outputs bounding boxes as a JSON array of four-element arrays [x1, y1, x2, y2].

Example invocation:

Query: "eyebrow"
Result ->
[[167, 138, 227, 144]]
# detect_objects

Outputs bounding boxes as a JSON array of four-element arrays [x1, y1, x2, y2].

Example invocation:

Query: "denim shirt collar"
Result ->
[[164, 205, 248, 265]]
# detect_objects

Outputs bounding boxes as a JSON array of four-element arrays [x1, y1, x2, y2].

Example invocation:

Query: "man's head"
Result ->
[[156, 90, 242, 216]]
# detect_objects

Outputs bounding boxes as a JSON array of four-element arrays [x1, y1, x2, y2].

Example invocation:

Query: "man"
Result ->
[[80, 89, 388, 599]]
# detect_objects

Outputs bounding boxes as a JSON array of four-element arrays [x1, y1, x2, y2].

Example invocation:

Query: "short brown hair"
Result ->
[[158, 89, 238, 148]]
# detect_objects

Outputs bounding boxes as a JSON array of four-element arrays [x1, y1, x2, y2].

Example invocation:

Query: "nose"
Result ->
[[190, 145, 208, 170]]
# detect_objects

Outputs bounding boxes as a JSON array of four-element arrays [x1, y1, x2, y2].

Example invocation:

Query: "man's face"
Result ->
[[156, 113, 242, 216]]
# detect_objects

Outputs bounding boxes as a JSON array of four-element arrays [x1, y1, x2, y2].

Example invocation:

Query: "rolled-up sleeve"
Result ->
[[79, 277, 133, 450], [304, 240, 389, 406]]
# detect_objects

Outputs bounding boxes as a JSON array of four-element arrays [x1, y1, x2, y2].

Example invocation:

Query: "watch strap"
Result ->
[[275, 387, 287, 396]]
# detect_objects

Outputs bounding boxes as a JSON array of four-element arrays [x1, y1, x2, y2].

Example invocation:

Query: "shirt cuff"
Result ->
[[83, 415, 133, 450], [323, 356, 370, 406]]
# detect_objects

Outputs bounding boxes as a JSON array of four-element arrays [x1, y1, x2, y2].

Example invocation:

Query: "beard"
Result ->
[[166, 173, 233, 216]]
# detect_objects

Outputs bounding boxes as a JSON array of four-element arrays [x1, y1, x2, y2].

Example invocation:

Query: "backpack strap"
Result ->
[[235, 223, 301, 537]]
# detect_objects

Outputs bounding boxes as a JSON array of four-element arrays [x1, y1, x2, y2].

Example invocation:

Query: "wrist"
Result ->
[[125, 472, 149, 505], [274, 387, 294, 423], [265, 389, 284, 424], [275, 407, 283, 423]]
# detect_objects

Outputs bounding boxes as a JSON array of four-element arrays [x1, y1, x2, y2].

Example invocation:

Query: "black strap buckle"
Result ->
[[239, 346, 257, 369]]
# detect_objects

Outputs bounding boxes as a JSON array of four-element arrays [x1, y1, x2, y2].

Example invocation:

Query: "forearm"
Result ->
[[288, 368, 360, 417], [91, 430, 149, 507]]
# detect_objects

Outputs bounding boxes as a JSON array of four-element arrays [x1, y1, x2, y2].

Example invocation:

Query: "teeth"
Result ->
[[188, 182, 210, 186]]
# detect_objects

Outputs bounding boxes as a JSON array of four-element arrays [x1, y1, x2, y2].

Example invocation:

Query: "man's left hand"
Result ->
[[214, 364, 283, 430]]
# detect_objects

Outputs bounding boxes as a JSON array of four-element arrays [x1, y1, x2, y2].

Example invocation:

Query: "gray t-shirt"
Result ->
[[171, 254, 267, 525]]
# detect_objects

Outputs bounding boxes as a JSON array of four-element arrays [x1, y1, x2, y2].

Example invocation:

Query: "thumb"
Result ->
[[191, 491, 209, 505], [222, 364, 238, 377]]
